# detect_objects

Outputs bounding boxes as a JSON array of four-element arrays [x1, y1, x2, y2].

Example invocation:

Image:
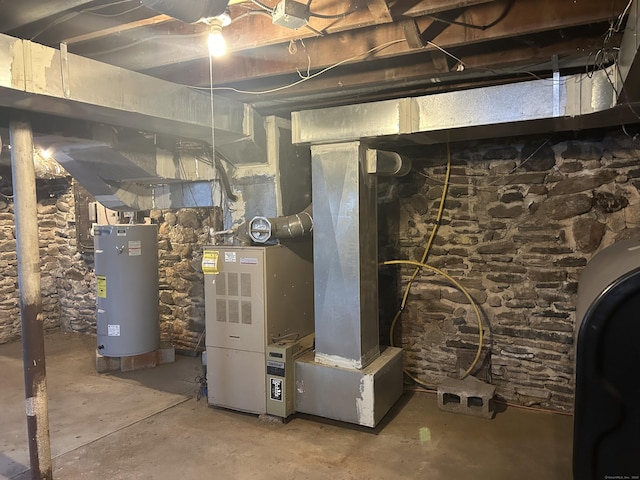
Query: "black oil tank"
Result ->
[[574, 239, 640, 479]]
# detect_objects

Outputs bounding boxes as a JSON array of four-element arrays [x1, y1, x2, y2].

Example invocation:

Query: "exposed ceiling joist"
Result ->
[[64, 14, 174, 45], [224, 34, 609, 112], [366, 0, 393, 23], [0, 0, 633, 115], [144, 0, 621, 87], [401, 19, 426, 49]]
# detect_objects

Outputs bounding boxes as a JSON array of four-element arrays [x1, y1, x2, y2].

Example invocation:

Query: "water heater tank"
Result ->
[[574, 239, 640, 479], [94, 224, 159, 357]]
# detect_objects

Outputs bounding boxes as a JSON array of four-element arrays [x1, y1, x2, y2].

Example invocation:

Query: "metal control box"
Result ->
[[272, 0, 309, 29], [266, 335, 313, 418]]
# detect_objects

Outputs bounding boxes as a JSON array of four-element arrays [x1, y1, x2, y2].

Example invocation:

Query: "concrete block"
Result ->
[[120, 351, 158, 372], [156, 345, 175, 365], [95, 351, 120, 373], [437, 376, 496, 419]]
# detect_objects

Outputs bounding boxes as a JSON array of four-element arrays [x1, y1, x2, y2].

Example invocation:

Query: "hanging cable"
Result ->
[[427, 0, 515, 31], [399, 143, 452, 314], [308, 8, 357, 19], [192, 38, 405, 95], [382, 143, 485, 385], [250, 0, 273, 13], [382, 260, 484, 381]]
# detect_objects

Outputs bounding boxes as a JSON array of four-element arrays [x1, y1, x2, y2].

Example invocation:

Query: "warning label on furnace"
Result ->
[[202, 250, 219, 275], [97, 275, 107, 298], [270, 378, 283, 402]]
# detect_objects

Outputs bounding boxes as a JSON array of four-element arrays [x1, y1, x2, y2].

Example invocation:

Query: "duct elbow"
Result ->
[[241, 204, 313, 244]]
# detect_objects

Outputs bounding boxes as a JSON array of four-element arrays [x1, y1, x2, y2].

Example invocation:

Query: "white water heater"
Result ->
[[94, 224, 159, 356]]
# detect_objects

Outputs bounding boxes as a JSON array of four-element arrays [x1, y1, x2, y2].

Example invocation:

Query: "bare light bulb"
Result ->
[[208, 24, 226, 57]]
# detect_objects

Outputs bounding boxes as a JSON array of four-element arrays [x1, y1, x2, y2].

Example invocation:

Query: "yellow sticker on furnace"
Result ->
[[202, 250, 219, 275], [97, 275, 107, 298]]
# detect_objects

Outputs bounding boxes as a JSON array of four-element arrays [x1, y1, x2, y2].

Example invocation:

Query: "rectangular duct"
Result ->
[[0, 33, 250, 144], [291, 69, 623, 146], [294, 141, 403, 428], [0, 32, 277, 211], [311, 142, 379, 369]]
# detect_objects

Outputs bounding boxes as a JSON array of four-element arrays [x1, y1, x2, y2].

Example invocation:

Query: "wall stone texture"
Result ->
[[382, 130, 640, 411], [0, 168, 95, 344], [0, 166, 222, 356], [151, 207, 223, 353]]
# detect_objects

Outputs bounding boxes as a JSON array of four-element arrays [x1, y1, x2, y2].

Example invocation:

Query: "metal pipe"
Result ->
[[241, 204, 313, 244], [10, 119, 53, 480]]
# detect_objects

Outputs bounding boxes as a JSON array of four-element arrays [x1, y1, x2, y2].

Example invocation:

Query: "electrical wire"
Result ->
[[248, 0, 355, 19], [30, 0, 140, 41], [398, 143, 452, 316], [427, 0, 515, 31], [86, 4, 143, 17], [425, 40, 466, 70], [308, 8, 357, 19], [193, 38, 405, 95], [250, 0, 273, 13]]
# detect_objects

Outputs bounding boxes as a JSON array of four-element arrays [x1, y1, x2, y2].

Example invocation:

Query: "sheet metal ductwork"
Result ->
[[35, 134, 222, 211], [141, 0, 230, 24], [242, 204, 313, 244], [293, 1, 640, 146], [0, 32, 265, 210], [290, 2, 640, 429]]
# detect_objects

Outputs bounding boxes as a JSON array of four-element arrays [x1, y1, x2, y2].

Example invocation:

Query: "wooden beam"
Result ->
[[64, 14, 175, 45], [139, 0, 625, 83], [401, 19, 426, 48], [154, 35, 605, 108], [431, 50, 452, 72], [367, 0, 393, 23], [400, 0, 496, 17]]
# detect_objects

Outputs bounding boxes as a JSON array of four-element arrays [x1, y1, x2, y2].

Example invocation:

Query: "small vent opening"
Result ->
[[443, 393, 461, 405]]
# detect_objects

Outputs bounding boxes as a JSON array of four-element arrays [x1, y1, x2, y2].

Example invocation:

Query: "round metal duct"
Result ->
[[141, 0, 230, 23]]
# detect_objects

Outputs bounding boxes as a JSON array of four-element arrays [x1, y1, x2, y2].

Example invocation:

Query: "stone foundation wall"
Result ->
[[152, 207, 223, 353], [384, 131, 640, 411], [3, 129, 637, 411], [0, 169, 94, 344], [0, 164, 222, 353]]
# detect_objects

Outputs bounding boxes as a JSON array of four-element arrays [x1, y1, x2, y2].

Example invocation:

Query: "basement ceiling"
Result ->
[[0, 0, 633, 116]]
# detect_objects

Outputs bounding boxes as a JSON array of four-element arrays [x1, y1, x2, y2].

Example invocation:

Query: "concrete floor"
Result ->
[[1, 332, 573, 480]]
